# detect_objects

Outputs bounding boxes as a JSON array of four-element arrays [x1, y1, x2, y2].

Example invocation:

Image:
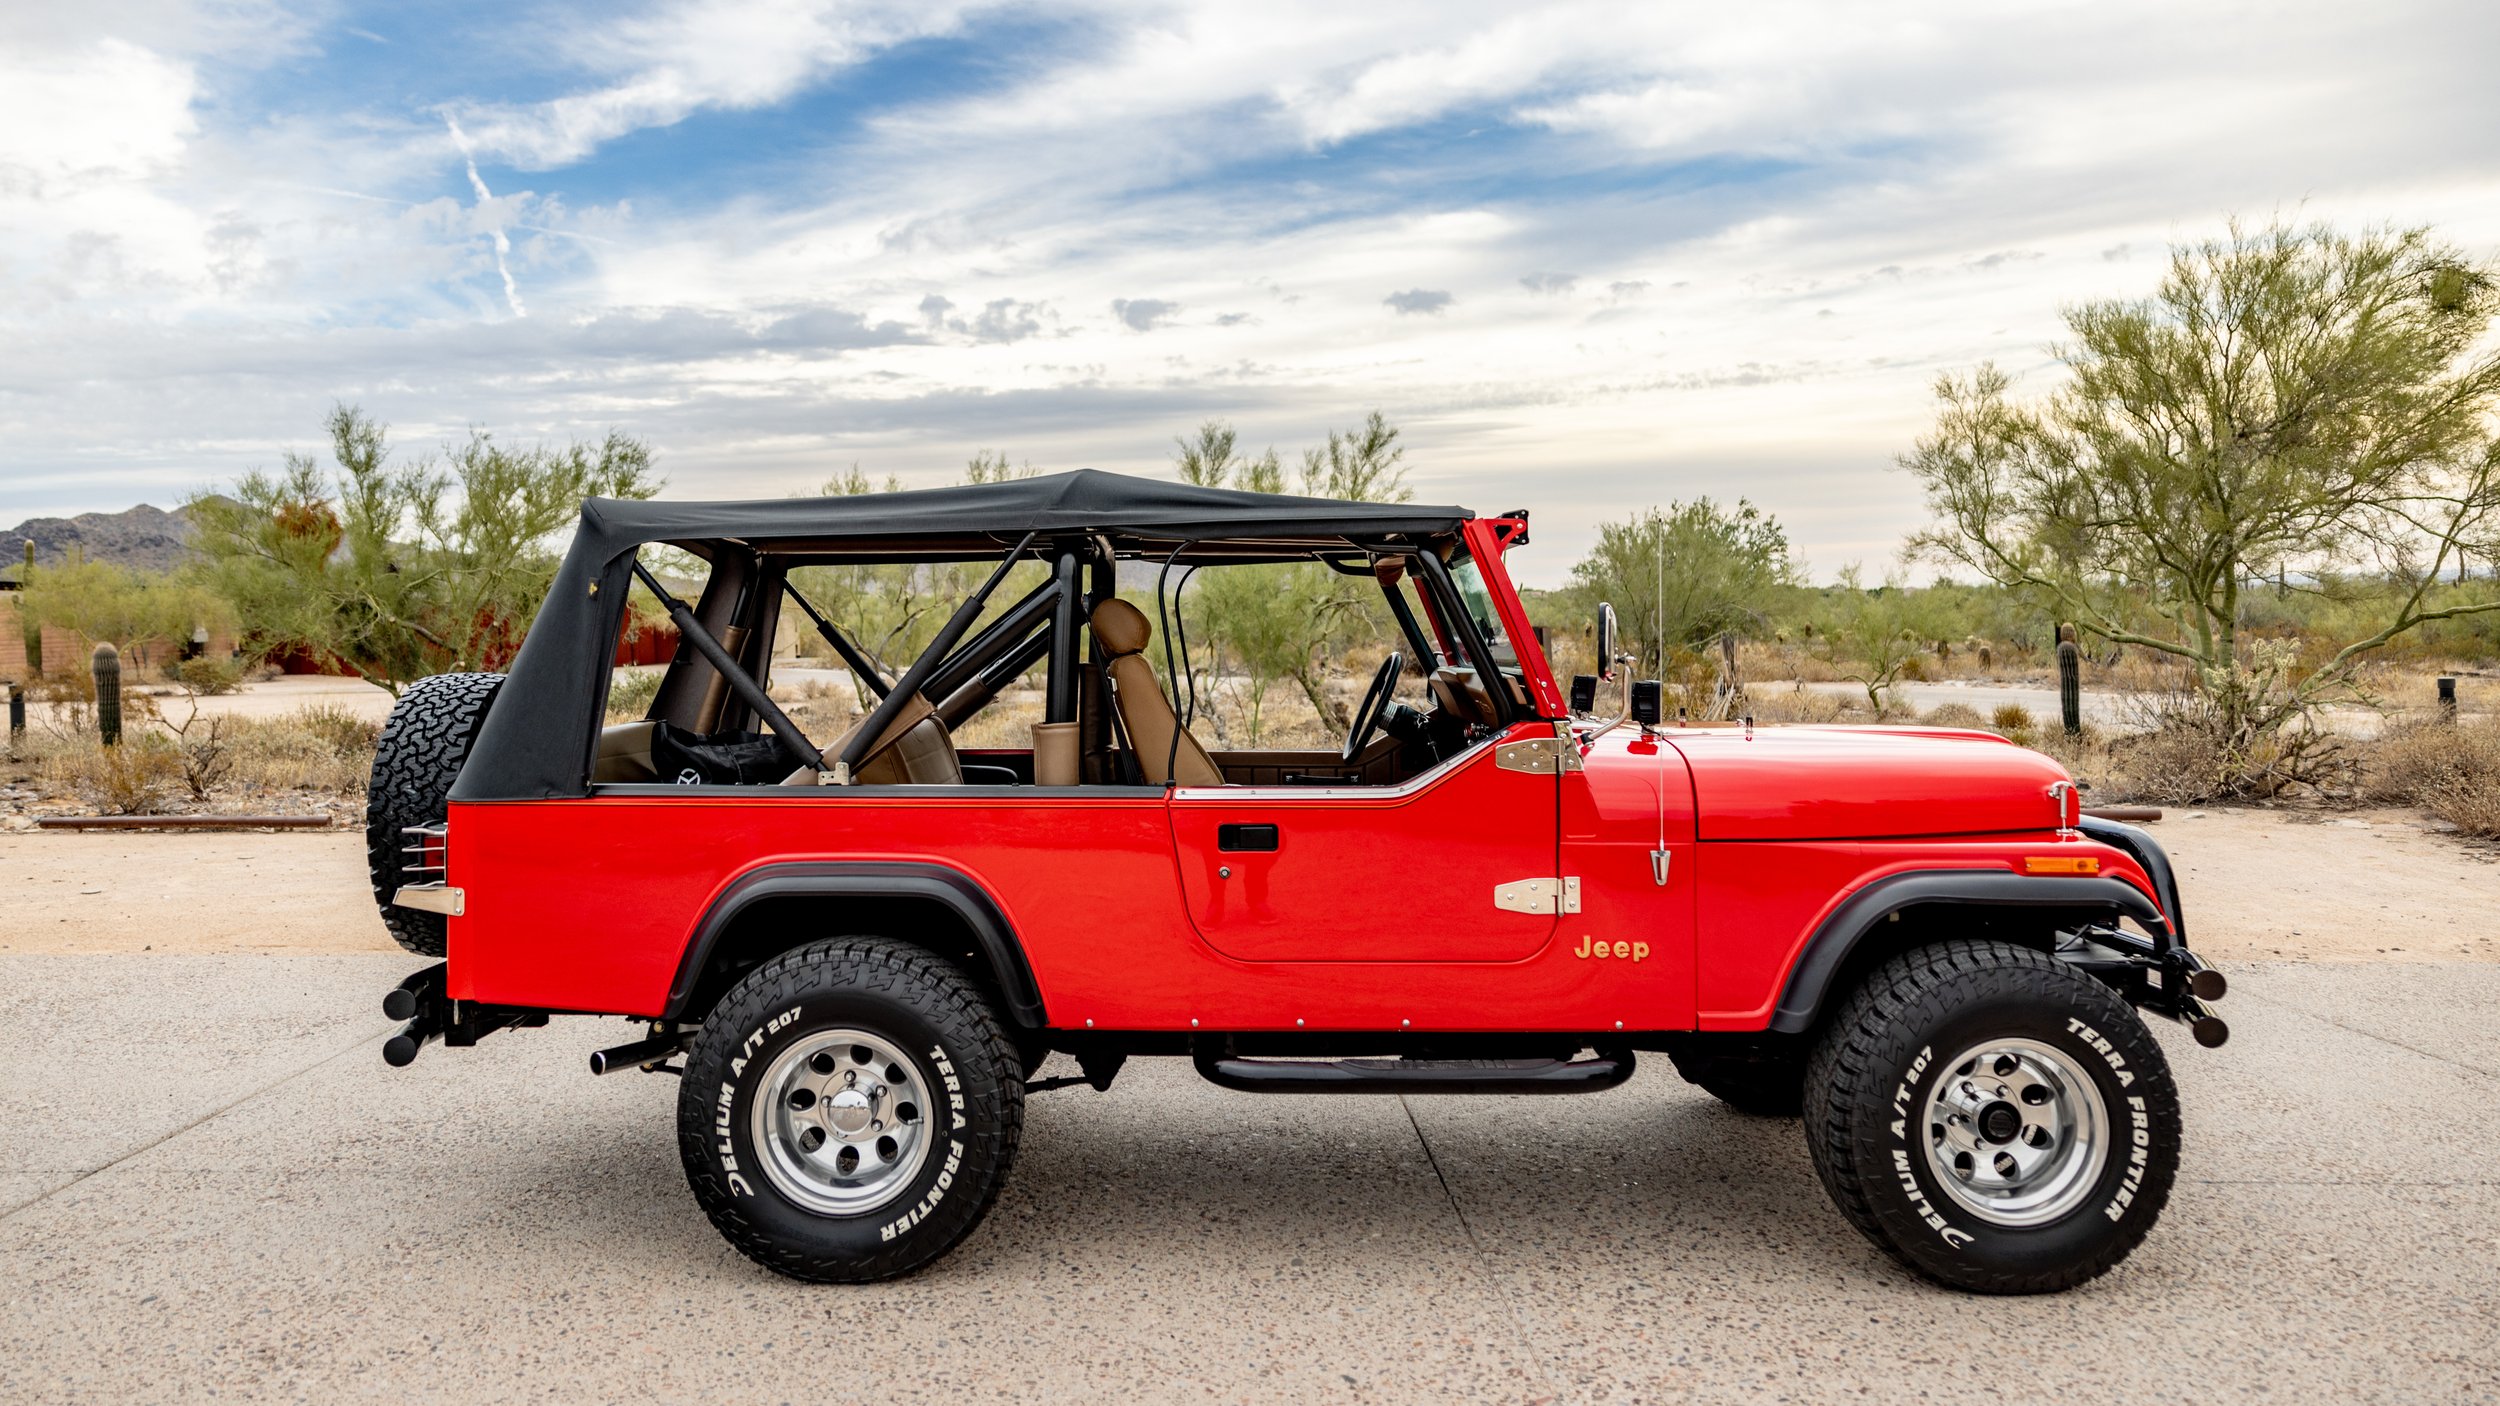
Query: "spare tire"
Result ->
[[365, 672, 504, 956]]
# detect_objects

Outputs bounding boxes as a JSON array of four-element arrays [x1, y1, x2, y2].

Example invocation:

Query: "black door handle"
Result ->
[[1217, 823, 1279, 852]]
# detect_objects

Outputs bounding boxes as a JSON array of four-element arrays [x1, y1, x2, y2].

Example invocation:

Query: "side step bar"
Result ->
[[1194, 1050, 1634, 1095]]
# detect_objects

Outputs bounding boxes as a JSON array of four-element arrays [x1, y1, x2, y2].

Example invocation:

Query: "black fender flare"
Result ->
[[1765, 871, 2168, 1035], [662, 862, 1045, 1028]]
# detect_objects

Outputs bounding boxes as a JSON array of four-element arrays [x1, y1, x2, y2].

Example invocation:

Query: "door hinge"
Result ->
[[1493, 876, 1580, 914], [1494, 735, 1583, 774]]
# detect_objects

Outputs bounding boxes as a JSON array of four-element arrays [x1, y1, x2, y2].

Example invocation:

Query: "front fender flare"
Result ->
[[661, 861, 1045, 1027], [1766, 871, 2167, 1035]]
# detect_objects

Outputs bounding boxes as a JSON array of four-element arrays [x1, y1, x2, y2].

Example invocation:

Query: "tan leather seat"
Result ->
[[1090, 599, 1224, 787], [806, 692, 963, 785], [1430, 665, 1497, 726]]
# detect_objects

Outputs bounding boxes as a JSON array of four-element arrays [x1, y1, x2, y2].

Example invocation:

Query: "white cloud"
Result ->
[[446, 0, 987, 168], [9, 0, 2500, 586]]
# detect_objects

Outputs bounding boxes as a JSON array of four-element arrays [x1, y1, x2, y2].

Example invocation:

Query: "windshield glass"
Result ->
[[1445, 552, 1518, 667]]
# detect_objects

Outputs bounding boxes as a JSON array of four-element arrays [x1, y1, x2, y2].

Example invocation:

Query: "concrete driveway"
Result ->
[[1, 955, 2494, 1404]]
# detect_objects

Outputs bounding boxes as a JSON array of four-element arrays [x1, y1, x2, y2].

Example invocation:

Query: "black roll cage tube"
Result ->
[[1408, 545, 1520, 724], [1153, 541, 1192, 786], [919, 577, 1062, 706], [778, 578, 892, 702], [835, 532, 1038, 780], [632, 560, 826, 772]]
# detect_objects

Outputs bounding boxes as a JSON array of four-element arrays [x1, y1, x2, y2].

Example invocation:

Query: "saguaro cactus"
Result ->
[[93, 641, 122, 746], [2056, 624, 2081, 737]]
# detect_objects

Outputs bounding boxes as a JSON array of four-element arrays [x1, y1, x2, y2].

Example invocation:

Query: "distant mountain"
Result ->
[[0, 503, 196, 574]]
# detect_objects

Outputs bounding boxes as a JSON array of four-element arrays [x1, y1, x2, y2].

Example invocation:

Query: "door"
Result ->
[[1167, 725, 1563, 963]]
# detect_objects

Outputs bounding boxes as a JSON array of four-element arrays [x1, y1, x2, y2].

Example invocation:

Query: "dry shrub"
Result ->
[[1991, 703, 2040, 747], [43, 736, 180, 814], [608, 666, 667, 722], [2362, 718, 2500, 836], [2103, 690, 2351, 804], [1919, 702, 1988, 730], [1747, 685, 1857, 725], [164, 656, 247, 695], [212, 707, 382, 795], [294, 703, 381, 759], [2034, 724, 2124, 798]]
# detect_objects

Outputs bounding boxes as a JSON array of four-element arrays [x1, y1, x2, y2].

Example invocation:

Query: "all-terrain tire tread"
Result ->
[[1802, 937, 2181, 1294], [363, 672, 503, 956], [676, 936, 1026, 1284]]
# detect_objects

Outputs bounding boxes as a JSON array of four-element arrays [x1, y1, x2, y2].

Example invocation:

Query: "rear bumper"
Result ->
[[378, 962, 546, 1067]]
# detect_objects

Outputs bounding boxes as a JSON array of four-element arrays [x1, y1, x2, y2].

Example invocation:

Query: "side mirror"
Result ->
[[1569, 674, 1599, 713], [1595, 602, 1618, 680], [1630, 680, 1664, 727]]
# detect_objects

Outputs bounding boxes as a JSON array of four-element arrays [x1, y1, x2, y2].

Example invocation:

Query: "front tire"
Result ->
[[677, 938, 1025, 1283], [1804, 939, 2181, 1294]]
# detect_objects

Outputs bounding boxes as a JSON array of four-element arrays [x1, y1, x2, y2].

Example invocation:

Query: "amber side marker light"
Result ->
[[2023, 855, 2101, 875]]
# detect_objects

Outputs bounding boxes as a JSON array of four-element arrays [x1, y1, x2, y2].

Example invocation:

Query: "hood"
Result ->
[[1665, 726, 2072, 841]]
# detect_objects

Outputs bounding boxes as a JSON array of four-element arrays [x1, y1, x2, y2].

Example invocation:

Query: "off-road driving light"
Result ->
[[2022, 855, 2101, 875]]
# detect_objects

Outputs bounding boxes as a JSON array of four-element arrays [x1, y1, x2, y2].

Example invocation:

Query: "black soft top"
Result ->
[[452, 469, 1473, 800], [572, 468, 1470, 556]]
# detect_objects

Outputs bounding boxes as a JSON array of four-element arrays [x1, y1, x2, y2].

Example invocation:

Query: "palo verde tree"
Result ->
[[1568, 497, 1796, 663], [1170, 414, 1414, 740], [188, 405, 660, 694], [1903, 221, 2500, 768], [781, 455, 1049, 701], [18, 559, 229, 674]]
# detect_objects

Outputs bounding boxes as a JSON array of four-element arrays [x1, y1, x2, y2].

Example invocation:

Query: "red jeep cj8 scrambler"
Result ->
[[368, 470, 2226, 1293]]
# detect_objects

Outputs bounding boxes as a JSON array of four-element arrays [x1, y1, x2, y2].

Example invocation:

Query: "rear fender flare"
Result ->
[[662, 862, 1045, 1027], [1766, 871, 2167, 1035]]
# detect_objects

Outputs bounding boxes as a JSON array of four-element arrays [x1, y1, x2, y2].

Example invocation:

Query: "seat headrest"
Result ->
[[1090, 598, 1151, 656]]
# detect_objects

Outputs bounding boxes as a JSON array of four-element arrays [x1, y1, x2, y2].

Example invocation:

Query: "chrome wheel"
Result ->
[[1920, 1038, 2109, 1227], [752, 1029, 934, 1216]]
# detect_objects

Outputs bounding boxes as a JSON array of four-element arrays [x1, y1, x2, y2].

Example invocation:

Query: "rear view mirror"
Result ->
[[1595, 602, 1618, 680], [1569, 674, 1599, 713], [1631, 680, 1664, 727]]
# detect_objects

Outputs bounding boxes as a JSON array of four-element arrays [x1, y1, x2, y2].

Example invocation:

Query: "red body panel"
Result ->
[[1673, 726, 2073, 840], [440, 533, 2167, 1038], [445, 725, 2152, 1035], [1169, 731, 1559, 963]]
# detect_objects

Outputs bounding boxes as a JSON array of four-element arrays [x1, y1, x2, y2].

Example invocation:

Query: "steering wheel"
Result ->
[[1343, 651, 1405, 763]]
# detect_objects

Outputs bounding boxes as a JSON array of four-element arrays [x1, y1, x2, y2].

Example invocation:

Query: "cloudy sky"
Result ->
[[5, 0, 2498, 584]]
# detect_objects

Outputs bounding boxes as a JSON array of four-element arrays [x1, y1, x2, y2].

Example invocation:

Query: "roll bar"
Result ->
[[832, 533, 1038, 783], [631, 561, 825, 772]]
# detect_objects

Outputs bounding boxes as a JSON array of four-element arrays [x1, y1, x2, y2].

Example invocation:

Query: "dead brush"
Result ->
[[2361, 717, 2500, 836], [42, 733, 180, 814]]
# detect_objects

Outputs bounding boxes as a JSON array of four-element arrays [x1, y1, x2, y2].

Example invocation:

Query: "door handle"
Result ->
[[1217, 823, 1279, 852]]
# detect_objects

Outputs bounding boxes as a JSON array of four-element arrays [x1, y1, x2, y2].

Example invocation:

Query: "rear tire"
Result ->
[[364, 672, 503, 957], [1804, 938, 2181, 1294], [677, 938, 1025, 1283]]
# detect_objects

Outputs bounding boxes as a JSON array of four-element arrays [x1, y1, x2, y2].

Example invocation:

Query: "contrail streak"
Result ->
[[443, 117, 526, 318]]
